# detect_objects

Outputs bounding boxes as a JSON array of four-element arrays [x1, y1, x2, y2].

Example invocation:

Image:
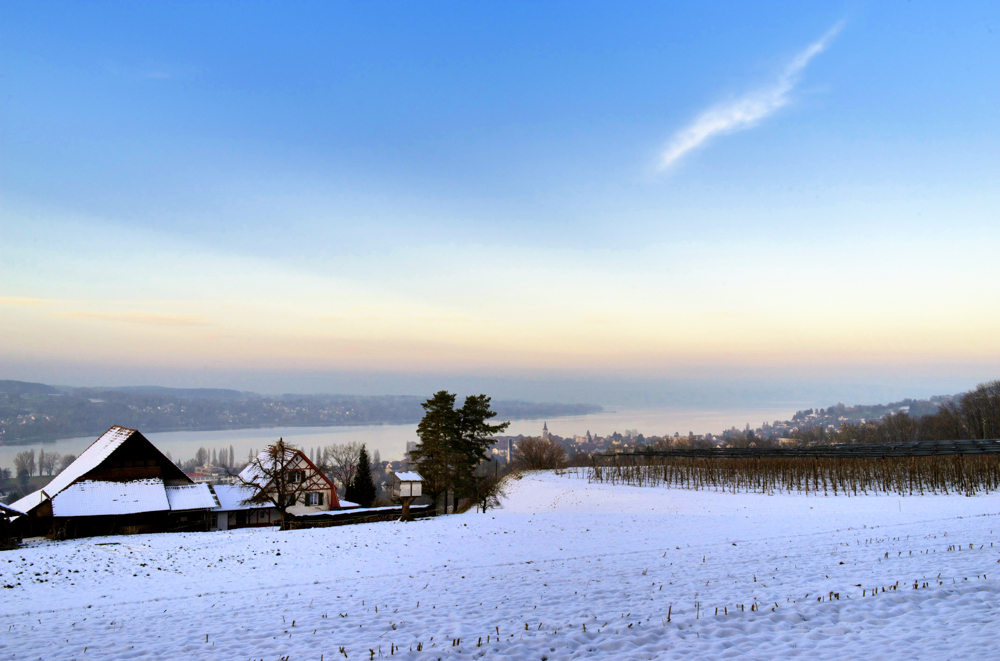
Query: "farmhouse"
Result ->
[[237, 444, 340, 516], [10, 425, 218, 539]]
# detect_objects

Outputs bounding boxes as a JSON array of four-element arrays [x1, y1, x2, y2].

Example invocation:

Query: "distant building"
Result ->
[[542, 422, 550, 440]]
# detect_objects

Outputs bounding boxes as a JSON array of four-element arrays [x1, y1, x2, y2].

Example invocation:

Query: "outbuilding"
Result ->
[[1, 501, 25, 549], [209, 484, 280, 531]]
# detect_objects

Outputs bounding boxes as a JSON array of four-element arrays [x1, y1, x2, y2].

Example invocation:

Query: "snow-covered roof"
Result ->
[[211, 484, 274, 511], [10, 489, 47, 515], [393, 471, 422, 482], [338, 499, 360, 509], [0, 501, 26, 517], [12, 425, 147, 514], [238, 447, 301, 487], [165, 484, 219, 511], [51, 479, 170, 517]]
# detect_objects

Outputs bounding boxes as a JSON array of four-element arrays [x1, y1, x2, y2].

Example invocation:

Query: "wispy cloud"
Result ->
[[0, 297, 55, 307], [67, 311, 209, 327], [659, 21, 844, 170]]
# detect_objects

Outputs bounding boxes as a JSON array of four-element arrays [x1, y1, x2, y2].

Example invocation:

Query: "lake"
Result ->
[[0, 405, 796, 471]]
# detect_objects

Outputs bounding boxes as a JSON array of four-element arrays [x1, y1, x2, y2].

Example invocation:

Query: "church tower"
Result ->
[[541, 421, 550, 440]]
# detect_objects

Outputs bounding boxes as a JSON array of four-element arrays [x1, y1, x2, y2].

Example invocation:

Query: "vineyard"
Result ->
[[589, 443, 1000, 496]]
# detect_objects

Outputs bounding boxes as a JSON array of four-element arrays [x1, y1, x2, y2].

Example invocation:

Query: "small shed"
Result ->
[[209, 484, 279, 531], [391, 471, 422, 499]]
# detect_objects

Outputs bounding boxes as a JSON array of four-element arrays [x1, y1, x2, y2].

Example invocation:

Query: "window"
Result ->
[[307, 492, 324, 506], [210, 513, 218, 528], [289, 470, 305, 483]]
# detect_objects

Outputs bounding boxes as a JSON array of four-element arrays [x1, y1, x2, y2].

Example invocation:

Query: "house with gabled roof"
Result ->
[[11, 425, 218, 539], [237, 445, 340, 517]]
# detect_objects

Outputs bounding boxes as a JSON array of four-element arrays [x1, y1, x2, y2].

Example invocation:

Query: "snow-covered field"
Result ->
[[3, 470, 1000, 660]]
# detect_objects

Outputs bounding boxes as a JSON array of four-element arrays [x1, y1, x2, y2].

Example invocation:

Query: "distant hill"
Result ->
[[0, 380, 602, 444], [109, 386, 248, 399], [0, 380, 59, 396]]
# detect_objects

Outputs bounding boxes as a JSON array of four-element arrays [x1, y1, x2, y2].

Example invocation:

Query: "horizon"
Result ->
[[0, 373, 979, 412], [2, 2, 999, 406]]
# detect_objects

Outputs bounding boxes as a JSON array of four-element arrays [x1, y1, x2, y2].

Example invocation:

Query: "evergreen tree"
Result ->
[[410, 391, 509, 510], [410, 391, 461, 506], [346, 444, 377, 507]]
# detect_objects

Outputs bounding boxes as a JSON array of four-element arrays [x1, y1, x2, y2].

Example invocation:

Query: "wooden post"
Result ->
[[400, 496, 413, 522]]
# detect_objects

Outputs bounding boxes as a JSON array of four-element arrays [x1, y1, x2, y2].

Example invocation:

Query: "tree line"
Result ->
[[789, 380, 1000, 446]]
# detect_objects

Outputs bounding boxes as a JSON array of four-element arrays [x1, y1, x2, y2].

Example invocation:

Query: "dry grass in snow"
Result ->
[[2, 470, 999, 660]]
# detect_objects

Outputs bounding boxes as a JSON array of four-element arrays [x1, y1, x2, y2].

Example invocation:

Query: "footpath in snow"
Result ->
[[2, 470, 999, 660]]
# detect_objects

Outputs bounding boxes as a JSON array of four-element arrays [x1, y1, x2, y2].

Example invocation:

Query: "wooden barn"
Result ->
[[1, 501, 25, 550], [10, 425, 218, 539]]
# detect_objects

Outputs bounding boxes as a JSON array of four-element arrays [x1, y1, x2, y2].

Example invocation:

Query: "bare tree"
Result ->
[[323, 442, 361, 495], [57, 454, 76, 474], [195, 447, 209, 467], [513, 437, 567, 470], [39, 452, 60, 476], [960, 380, 1000, 439], [471, 461, 510, 513], [237, 439, 317, 531], [13, 450, 35, 478]]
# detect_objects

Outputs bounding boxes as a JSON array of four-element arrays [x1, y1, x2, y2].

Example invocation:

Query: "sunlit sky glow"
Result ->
[[2, 2, 999, 405]]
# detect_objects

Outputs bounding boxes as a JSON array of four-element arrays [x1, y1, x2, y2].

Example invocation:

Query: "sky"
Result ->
[[1, 1, 999, 407]]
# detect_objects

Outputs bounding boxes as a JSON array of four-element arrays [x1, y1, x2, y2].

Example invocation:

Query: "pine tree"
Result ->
[[346, 444, 377, 507], [410, 391, 460, 507], [410, 391, 510, 511]]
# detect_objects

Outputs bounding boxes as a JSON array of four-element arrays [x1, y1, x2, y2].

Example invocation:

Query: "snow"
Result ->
[[50, 479, 170, 517], [3, 470, 1000, 660], [0, 502, 25, 517], [296, 504, 431, 517], [11, 425, 138, 514], [394, 471, 422, 482], [211, 484, 272, 511], [239, 447, 300, 486], [165, 484, 219, 512]]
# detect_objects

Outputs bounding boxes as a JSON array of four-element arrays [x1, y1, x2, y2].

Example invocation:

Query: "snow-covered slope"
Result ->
[[2, 470, 999, 660]]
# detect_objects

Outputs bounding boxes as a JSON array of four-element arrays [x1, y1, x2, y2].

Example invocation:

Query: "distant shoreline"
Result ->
[[0, 410, 603, 447]]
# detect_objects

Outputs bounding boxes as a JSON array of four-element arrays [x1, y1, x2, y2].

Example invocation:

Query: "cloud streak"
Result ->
[[67, 311, 209, 327], [659, 21, 844, 170], [0, 297, 55, 307]]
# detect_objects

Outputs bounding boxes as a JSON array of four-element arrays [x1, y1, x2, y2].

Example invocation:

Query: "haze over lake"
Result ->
[[0, 405, 796, 469]]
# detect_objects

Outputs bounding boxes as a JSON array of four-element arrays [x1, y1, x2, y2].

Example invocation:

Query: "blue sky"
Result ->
[[2, 1, 999, 405]]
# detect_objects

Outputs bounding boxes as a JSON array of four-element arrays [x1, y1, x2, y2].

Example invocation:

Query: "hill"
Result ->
[[0, 380, 601, 444]]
